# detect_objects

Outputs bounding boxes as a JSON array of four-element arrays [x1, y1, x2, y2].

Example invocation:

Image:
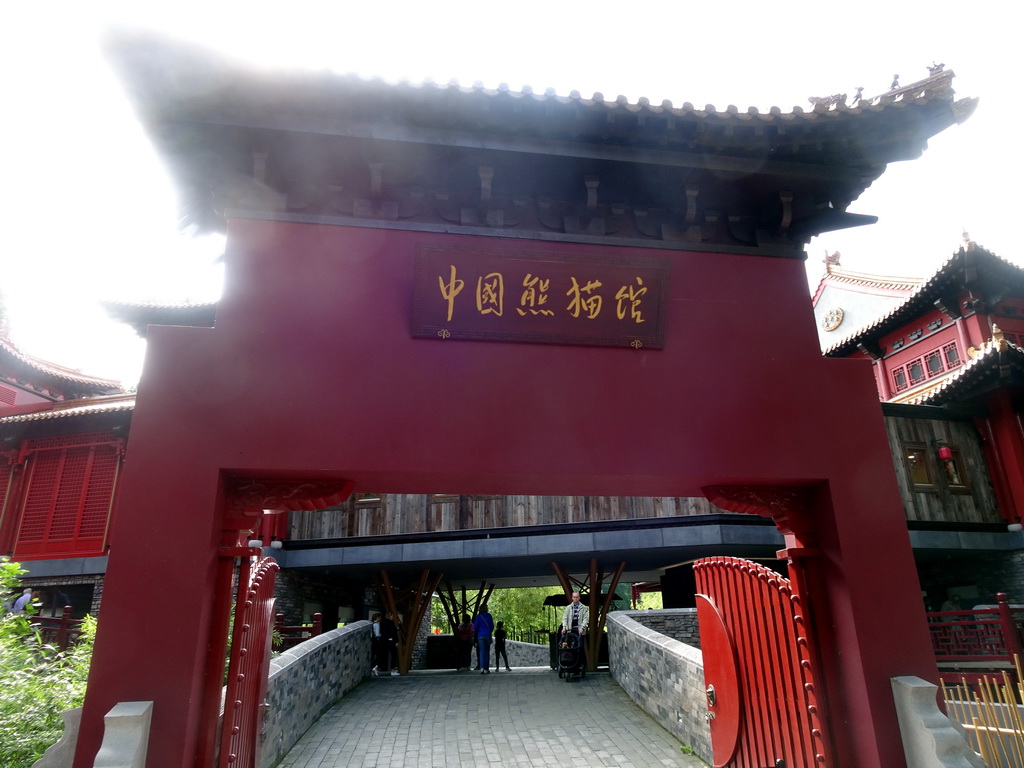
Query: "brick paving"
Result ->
[[278, 667, 707, 768]]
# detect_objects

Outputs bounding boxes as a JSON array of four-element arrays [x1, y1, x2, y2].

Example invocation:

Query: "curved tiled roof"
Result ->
[[895, 335, 1024, 406], [110, 36, 976, 168], [105, 33, 978, 250], [0, 393, 135, 425], [0, 334, 122, 398], [820, 264, 923, 294], [102, 300, 217, 339], [823, 243, 1024, 356]]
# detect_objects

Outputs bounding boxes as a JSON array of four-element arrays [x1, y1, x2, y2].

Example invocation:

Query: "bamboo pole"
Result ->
[[973, 716, 992, 766], [974, 683, 1006, 766]]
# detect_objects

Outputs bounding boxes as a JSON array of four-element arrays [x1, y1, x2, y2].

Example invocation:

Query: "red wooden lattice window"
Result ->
[[13, 433, 122, 560], [0, 452, 16, 545], [891, 341, 962, 393]]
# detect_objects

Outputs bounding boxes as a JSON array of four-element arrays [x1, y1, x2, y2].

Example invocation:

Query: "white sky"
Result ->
[[1, 2, 1017, 388]]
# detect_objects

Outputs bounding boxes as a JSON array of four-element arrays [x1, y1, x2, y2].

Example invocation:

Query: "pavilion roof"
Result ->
[[811, 262, 922, 308], [105, 32, 977, 254], [101, 300, 217, 339], [0, 333, 122, 400], [822, 241, 1024, 357], [0, 393, 135, 425], [893, 331, 1024, 406]]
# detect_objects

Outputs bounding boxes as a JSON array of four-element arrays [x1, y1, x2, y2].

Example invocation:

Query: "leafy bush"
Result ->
[[0, 557, 96, 767]]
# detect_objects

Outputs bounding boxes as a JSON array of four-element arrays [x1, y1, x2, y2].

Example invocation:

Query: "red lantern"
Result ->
[[937, 446, 953, 461]]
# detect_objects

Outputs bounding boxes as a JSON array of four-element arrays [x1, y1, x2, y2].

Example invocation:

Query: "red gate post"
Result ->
[[997, 592, 1024, 662], [55, 605, 73, 653], [706, 479, 940, 767]]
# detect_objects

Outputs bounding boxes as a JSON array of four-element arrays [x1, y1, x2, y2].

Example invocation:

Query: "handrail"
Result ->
[[28, 606, 84, 652], [926, 592, 1024, 664], [273, 612, 323, 651]]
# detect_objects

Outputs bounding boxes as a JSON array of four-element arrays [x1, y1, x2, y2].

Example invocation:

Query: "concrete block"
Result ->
[[891, 676, 984, 768], [93, 701, 153, 768], [32, 707, 81, 768]]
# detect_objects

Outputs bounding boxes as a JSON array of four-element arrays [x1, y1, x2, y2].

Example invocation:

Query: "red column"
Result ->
[[985, 391, 1024, 523]]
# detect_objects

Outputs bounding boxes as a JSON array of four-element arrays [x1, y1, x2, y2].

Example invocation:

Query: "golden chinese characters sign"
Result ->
[[412, 245, 669, 348]]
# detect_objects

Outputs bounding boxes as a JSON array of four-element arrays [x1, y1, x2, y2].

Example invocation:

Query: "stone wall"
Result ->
[[607, 610, 711, 763], [505, 639, 550, 667], [260, 620, 372, 768], [620, 607, 701, 647]]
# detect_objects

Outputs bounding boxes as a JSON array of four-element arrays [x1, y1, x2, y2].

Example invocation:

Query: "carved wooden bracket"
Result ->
[[224, 477, 355, 516], [701, 484, 816, 540]]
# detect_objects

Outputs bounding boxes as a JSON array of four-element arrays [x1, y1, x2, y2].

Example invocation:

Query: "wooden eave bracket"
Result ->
[[934, 295, 962, 320], [857, 340, 884, 360], [702, 483, 818, 542]]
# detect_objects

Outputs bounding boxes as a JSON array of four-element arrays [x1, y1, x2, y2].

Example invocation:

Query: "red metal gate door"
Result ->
[[218, 555, 280, 768], [694, 556, 834, 768]]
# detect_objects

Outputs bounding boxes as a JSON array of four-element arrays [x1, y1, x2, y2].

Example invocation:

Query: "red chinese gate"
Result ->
[[218, 554, 279, 768], [695, 556, 835, 768]]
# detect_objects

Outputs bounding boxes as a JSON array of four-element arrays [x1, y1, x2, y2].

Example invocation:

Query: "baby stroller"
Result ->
[[557, 630, 586, 681]]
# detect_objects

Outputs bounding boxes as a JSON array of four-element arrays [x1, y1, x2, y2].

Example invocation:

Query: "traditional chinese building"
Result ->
[[813, 241, 1024, 608], [2, 32, 987, 767], [0, 332, 127, 615]]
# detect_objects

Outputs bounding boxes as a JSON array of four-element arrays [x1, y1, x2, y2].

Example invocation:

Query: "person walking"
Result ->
[[9, 588, 34, 614], [379, 611, 400, 676], [370, 613, 382, 676], [560, 591, 589, 666], [473, 603, 495, 675], [456, 613, 474, 671], [493, 620, 511, 671]]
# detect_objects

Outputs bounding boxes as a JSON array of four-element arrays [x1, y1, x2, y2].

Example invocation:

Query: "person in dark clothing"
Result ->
[[378, 611, 400, 676], [370, 613, 382, 676], [493, 620, 511, 671]]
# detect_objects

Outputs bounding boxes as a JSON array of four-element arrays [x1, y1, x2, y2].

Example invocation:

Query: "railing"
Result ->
[[927, 592, 1024, 669], [273, 612, 322, 651], [942, 663, 1024, 767], [507, 628, 549, 644], [28, 606, 84, 652]]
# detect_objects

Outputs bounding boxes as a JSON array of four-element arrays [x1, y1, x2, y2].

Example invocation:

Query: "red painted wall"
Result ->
[[78, 221, 935, 768]]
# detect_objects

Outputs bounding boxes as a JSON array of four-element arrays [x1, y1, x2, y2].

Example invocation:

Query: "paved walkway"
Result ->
[[279, 667, 707, 768]]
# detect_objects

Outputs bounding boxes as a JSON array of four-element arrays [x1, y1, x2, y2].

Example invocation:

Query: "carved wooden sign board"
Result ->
[[412, 244, 669, 349]]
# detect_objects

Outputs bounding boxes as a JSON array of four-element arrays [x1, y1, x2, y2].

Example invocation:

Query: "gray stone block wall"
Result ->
[[607, 610, 711, 763], [504, 639, 550, 667], [620, 607, 701, 648], [260, 620, 372, 768]]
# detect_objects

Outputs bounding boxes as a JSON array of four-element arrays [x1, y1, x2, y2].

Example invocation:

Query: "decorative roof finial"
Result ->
[[962, 230, 974, 252], [824, 251, 841, 266], [927, 62, 945, 75], [890, 74, 900, 90], [851, 86, 864, 106]]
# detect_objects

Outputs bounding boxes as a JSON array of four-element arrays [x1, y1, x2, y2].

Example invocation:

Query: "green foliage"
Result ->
[[432, 585, 661, 637], [487, 586, 565, 634], [635, 591, 664, 610], [0, 558, 96, 768]]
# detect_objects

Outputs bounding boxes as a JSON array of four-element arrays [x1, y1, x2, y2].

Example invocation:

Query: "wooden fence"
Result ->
[[28, 606, 84, 652], [273, 612, 323, 651], [928, 593, 1024, 682]]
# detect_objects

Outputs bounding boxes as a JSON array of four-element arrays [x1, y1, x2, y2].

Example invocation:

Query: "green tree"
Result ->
[[0, 557, 96, 767], [486, 586, 564, 639]]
